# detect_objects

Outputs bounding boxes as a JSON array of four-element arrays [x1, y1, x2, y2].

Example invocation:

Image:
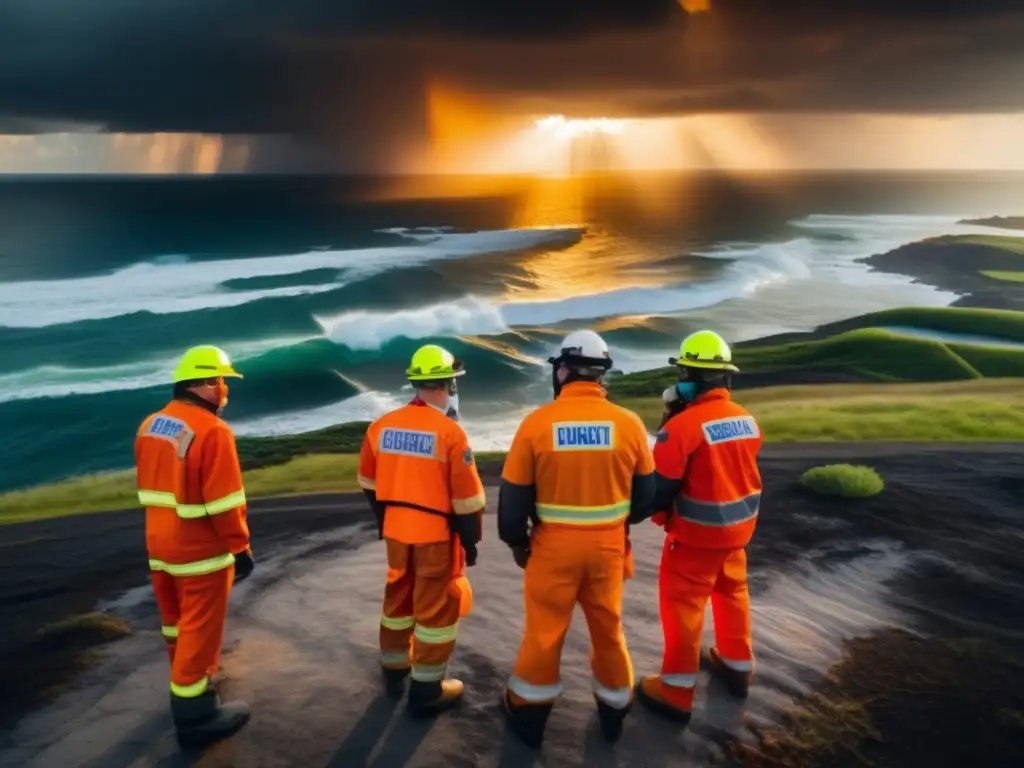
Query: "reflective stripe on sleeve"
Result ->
[[148, 553, 236, 577], [161, 625, 179, 640], [452, 492, 486, 515], [535, 500, 630, 525], [204, 490, 246, 515], [413, 623, 458, 645], [170, 676, 209, 698], [507, 675, 564, 702], [138, 488, 246, 519], [673, 493, 760, 527], [357, 474, 376, 491]]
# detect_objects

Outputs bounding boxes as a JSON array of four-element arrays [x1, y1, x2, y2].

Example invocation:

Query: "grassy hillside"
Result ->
[[618, 379, 1024, 442], [934, 234, 1024, 254], [981, 271, 1024, 283], [608, 307, 1024, 398]]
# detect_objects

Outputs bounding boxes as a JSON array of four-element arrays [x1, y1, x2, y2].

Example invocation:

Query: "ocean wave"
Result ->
[[0, 226, 586, 328], [317, 295, 509, 350]]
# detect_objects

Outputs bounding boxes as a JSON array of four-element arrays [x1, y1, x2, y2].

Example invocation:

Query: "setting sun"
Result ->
[[534, 115, 631, 139]]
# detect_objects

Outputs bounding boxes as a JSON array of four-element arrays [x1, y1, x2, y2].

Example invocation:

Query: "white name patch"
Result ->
[[702, 416, 760, 445], [553, 421, 614, 451], [380, 428, 437, 458]]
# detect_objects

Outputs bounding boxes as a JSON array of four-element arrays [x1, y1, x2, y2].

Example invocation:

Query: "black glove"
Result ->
[[462, 542, 478, 567], [511, 545, 531, 570], [233, 549, 255, 583]]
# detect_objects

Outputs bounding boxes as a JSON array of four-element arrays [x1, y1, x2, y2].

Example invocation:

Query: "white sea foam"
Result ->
[[0, 226, 586, 328]]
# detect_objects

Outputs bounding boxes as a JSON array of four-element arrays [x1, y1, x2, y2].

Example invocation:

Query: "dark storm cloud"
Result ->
[[1, 0, 1023, 139]]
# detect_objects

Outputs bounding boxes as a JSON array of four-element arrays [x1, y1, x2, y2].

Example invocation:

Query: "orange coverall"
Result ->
[[498, 381, 656, 727], [642, 387, 763, 715], [135, 398, 251, 702], [357, 400, 486, 690]]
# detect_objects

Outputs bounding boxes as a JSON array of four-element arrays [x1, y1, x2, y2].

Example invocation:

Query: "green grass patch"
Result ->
[[799, 465, 884, 498], [981, 270, 1024, 283], [0, 448, 511, 526], [237, 422, 369, 471], [618, 378, 1024, 442], [33, 612, 133, 652], [0, 453, 365, 526]]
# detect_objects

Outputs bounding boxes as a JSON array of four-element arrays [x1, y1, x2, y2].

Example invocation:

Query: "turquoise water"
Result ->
[[2, 171, 1022, 491]]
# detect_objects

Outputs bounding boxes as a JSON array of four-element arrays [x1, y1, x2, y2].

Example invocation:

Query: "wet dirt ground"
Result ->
[[1, 444, 1023, 767]]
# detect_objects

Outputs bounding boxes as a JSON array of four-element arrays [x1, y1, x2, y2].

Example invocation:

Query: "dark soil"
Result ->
[[2, 446, 1023, 767]]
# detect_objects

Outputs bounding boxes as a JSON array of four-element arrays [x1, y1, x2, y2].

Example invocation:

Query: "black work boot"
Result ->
[[382, 666, 411, 698], [706, 647, 753, 698], [503, 691, 554, 749], [170, 688, 251, 749], [594, 696, 631, 744], [407, 678, 464, 715]]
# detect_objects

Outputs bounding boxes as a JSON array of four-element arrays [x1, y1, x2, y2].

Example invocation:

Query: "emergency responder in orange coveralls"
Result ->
[[635, 329, 763, 724], [134, 345, 254, 748], [498, 330, 657, 747], [357, 344, 486, 714]]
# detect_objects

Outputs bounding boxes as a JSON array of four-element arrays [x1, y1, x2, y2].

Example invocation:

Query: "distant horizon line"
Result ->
[[2, 168, 1024, 180]]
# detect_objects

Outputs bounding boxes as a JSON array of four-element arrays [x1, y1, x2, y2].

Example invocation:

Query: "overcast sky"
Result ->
[[1, 0, 1023, 172]]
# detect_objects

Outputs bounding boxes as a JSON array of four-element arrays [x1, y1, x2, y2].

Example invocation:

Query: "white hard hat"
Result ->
[[549, 329, 613, 369]]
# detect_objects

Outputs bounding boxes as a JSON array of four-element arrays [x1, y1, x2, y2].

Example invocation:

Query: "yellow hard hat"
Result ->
[[406, 344, 465, 381], [670, 330, 739, 372], [173, 345, 244, 383]]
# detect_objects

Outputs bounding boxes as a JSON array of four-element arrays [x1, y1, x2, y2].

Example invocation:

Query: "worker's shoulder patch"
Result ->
[[141, 414, 196, 459], [702, 416, 760, 445], [656, 428, 670, 443], [463, 447, 474, 466], [379, 427, 437, 458], [552, 420, 615, 451]]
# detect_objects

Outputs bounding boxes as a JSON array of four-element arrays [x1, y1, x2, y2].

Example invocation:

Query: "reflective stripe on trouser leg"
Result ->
[[580, 548, 634, 710], [411, 623, 458, 681], [162, 625, 179, 664], [508, 541, 577, 706], [170, 568, 233, 699], [380, 540, 415, 670], [409, 541, 463, 684], [710, 548, 754, 670], [659, 541, 723, 698]]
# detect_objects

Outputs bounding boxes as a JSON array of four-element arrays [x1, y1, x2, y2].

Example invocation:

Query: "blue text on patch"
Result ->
[[147, 416, 186, 440], [553, 421, 614, 451], [380, 428, 437, 458], [702, 416, 760, 445]]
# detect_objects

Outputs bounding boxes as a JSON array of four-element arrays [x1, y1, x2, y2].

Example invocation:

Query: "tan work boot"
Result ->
[[407, 678, 464, 715], [706, 647, 753, 697], [634, 675, 693, 725]]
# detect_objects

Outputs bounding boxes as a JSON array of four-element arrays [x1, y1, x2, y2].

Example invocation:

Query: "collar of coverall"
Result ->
[[409, 395, 449, 416], [173, 390, 219, 415], [690, 387, 730, 405], [556, 380, 608, 399]]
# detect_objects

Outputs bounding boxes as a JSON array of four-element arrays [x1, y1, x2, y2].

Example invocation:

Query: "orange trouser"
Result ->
[[508, 525, 634, 710], [151, 566, 234, 698], [658, 539, 753, 705], [379, 539, 464, 682]]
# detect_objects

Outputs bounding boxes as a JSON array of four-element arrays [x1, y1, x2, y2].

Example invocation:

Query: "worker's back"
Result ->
[[504, 381, 651, 535], [135, 398, 249, 571], [362, 401, 482, 545], [658, 388, 762, 549]]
